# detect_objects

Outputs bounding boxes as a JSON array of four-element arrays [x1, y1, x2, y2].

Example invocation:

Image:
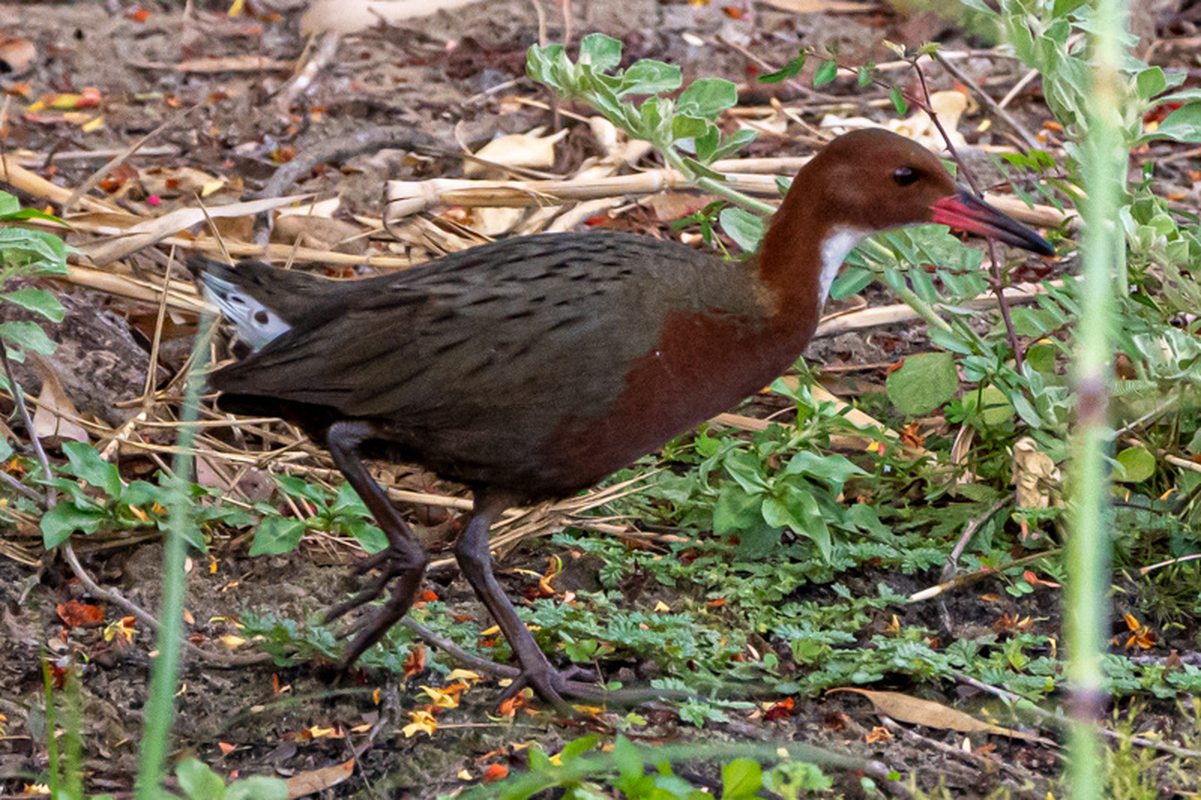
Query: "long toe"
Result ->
[[324, 568, 395, 623], [499, 663, 610, 714], [339, 593, 411, 667]]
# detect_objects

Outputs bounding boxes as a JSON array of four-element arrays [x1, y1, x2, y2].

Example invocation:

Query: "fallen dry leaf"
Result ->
[[1012, 436, 1061, 509], [283, 758, 354, 798], [0, 36, 37, 76], [29, 356, 89, 444], [828, 688, 1050, 743], [481, 763, 509, 784], [465, 127, 567, 176], [402, 709, 437, 738], [57, 600, 104, 628]]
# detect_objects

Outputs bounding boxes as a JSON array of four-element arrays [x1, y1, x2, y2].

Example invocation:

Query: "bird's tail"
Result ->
[[188, 256, 342, 352]]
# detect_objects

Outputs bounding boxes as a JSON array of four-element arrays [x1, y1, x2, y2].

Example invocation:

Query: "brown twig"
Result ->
[[951, 671, 1201, 760], [0, 345, 54, 508], [909, 549, 1060, 603], [879, 717, 1047, 782], [909, 56, 1028, 369], [941, 499, 1010, 583], [932, 51, 1042, 151]]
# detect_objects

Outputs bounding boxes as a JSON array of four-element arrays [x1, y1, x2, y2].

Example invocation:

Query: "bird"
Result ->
[[189, 128, 1053, 709]]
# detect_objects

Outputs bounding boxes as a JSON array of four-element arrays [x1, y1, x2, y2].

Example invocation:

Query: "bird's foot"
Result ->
[[326, 548, 428, 668], [325, 549, 424, 624], [498, 663, 607, 713]]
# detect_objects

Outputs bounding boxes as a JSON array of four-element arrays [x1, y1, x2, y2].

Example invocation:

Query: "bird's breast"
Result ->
[[538, 305, 812, 494]]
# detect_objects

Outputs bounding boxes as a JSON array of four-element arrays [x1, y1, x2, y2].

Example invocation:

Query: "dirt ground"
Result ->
[[1, 0, 1199, 797]]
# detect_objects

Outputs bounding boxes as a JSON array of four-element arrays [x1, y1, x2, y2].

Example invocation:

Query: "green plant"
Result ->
[[39, 441, 251, 548], [172, 759, 286, 800], [527, 34, 770, 245], [447, 735, 836, 800], [0, 191, 69, 370], [246, 475, 386, 556]]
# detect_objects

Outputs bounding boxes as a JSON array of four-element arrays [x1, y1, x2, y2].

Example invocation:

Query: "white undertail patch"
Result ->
[[198, 273, 292, 352]]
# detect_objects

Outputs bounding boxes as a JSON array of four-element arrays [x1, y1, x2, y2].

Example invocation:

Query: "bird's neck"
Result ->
[[754, 190, 865, 331]]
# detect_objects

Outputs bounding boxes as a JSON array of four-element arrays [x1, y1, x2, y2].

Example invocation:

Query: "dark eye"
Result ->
[[893, 166, 919, 187]]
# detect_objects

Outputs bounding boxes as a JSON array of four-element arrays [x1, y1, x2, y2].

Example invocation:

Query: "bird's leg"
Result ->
[[323, 421, 429, 667], [454, 491, 602, 712]]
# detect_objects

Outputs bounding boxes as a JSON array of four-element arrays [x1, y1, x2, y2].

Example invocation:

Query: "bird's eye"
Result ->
[[893, 166, 919, 187]]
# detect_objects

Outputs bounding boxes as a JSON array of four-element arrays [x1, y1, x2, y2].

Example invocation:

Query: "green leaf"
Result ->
[[0, 227, 69, 272], [226, 777, 287, 800], [330, 481, 368, 516], [0, 320, 57, 357], [0, 207, 67, 224], [721, 758, 763, 799], [1149, 102, 1201, 143], [348, 521, 387, 554], [1158, 88, 1201, 105], [969, 385, 1015, 427], [693, 124, 721, 162], [579, 33, 622, 72], [63, 441, 123, 497], [613, 736, 643, 781], [0, 287, 65, 322], [677, 78, 739, 121], [41, 502, 107, 548], [560, 733, 601, 761], [885, 352, 958, 415], [759, 52, 806, 83], [722, 450, 769, 493], [274, 474, 328, 505], [120, 480, 168, 509], [761, 494, 803, 531], [1025, 342, 1057, 374], [671, 114, 709, 141], [1115, 446, 1155, 483], [1011, 393, 1043, 427], [619, 60, 682, 96], [1136, 66, 1167, 100], [248, 516, 306, 556], [526, 44, 569, 91], [710, 128, 758, 162], [680, 156, 727, 182], [176, 759, 228, 800], [638, 96, 666, 135], [732, 517, 782, 560], [890, 85, 908, 114], [782, 451, 865, 488], [527, 745, 554, 772], [719, 207, 765, 252], [713, 483, 762, 534], [788, 486, 832, 563], [813, 60, 838, 86]]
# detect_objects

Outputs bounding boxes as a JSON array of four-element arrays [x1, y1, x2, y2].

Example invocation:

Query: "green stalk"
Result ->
[[133, 316, 213, 798], [660, 147, 778, 217], [41, 659, 60, 797], [1068, 0, 1128, 794], [859, 238, 957, 337]]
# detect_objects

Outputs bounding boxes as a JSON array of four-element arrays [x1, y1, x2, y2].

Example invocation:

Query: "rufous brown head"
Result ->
[[799, 128, 1054, 255]]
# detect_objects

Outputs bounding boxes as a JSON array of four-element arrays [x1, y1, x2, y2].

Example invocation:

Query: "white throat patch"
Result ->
[[817, 227, 866, 311]]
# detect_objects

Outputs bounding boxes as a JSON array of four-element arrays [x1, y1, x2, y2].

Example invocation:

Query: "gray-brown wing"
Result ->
[[209, 232, 722, 428]]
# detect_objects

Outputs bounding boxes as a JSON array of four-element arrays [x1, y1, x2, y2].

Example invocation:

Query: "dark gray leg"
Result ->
[[323, 420, 429, 667], [454, 491, 601, 711]]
